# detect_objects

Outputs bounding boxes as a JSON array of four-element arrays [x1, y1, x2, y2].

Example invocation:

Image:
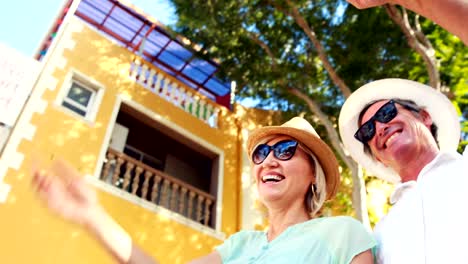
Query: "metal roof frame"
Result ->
[[73, 0, 231, 107]]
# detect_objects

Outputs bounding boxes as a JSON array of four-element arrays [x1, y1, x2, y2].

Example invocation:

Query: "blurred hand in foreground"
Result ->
[[346, 0, 390, 9], [32, 159, 98, 226]]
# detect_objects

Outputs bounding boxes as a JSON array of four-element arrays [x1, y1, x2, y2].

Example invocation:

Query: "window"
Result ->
[[57, 71, 104, 122], [62, 80, 96, 117]]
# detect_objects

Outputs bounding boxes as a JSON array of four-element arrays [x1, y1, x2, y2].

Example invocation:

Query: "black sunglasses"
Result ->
[[252, 140, 299, 165], [354, 100, 419, 144]]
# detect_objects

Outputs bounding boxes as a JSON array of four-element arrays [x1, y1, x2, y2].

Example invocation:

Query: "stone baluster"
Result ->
[[160, 179, 171, 208], [169, 83, 177, 104], [151, 175, 162, 203], [204, 103, 214, 125], [130, 59, 141, 80], [198, 100, 206, 121], [184, 91, 193, 112], [203, 199, 213, 226], [196, 195, 205, 222], [131, 165, 144, 195], [179, 187, 188, 215], [187, 191, 196, 219], [112, 156, 125, 186], [141, 171, 153, 200], [147, 69, 156, 89], [122, 162, 135, 191], [100, 152, 115, 180], [154, 73, 164, 93], [192, 95, 200, 117], [161, 79, 170, 99], [170, 183, 180, 211], [140, 64, 148, 84], [176, 85, 185, 108], [212, 108, 220, 128]]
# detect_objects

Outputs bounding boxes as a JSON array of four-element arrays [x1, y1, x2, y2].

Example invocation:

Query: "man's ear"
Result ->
[[419, 109, 433, 129]]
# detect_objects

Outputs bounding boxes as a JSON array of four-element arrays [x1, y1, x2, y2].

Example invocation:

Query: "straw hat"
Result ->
[[247, 117, 340, 199], [339, 78, 460, 183]]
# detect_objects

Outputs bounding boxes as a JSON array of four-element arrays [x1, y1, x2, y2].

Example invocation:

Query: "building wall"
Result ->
[[0, 16, 256, 264]]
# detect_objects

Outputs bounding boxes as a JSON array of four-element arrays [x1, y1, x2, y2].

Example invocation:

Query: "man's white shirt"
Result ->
[[374, 149, 468, 264]]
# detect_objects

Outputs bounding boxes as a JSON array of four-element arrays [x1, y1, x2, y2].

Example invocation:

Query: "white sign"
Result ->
[[0, 43, 41, 126]]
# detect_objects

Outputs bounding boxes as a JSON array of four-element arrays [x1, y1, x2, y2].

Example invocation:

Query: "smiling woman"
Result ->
[[31, 116, 376, 264], [211, 116, 376, 264]]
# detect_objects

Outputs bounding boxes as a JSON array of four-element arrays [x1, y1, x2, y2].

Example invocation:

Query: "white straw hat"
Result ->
[[339, 78, 460, 183]]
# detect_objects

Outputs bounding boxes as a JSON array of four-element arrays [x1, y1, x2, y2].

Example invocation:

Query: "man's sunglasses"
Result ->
[[252, 140, 299, 165], [354, 100, 419, 144]]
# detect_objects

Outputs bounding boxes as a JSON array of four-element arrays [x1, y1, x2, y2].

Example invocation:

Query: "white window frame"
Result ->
[[56, 70, 104, 123]]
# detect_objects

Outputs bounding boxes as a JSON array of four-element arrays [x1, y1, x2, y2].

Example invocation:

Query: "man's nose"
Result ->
[[375, 121, 391, 137]]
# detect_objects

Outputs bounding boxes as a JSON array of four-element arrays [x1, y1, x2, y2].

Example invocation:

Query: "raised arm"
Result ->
[[32, 159, 157, 264], [347, 0, 468, 45]]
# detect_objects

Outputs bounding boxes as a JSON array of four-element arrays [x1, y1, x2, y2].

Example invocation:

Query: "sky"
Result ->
[[0, 0, 257, 106], [0, 0, 176, 58]]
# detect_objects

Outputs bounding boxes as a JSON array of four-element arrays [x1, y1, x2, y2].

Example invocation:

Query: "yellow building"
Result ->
[[0, 0, 281, 263]]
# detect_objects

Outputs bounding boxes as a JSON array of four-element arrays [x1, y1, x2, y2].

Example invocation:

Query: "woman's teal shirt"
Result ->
[[216, 216, 376, 264]]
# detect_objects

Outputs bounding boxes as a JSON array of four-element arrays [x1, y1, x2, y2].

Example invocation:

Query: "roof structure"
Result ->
[[37, 0, 232, 109]]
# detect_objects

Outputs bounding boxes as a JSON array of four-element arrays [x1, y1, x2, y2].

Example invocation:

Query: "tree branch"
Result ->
[[284, 0, 352, 98], [384, 4, 440, 90], [288, 87, 356, 171], [247, 32, 278, 69], [289, 87, 370, 228]]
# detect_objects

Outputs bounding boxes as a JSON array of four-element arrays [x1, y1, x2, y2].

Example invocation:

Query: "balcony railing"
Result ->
[[100, 148, 216, 228], [129, 57, 222, 128]]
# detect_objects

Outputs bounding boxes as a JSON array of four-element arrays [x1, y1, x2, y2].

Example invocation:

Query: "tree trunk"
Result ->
[[281, 1, 370, 228], [289, 88, 371, 230], [285, 0, 353, 98], [351, 163, 370, 231]]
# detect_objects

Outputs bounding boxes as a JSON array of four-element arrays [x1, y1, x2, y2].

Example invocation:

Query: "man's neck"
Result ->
[[398, 149, 439, 182]]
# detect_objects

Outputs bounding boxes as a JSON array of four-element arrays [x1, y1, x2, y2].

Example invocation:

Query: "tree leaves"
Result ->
[[168, 0, 468, 221]]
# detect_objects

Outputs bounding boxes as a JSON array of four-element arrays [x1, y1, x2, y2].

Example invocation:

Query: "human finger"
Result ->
[[347, 0, 388, 9], [51, 158, 82, 183], [32, 170, 50, 193]]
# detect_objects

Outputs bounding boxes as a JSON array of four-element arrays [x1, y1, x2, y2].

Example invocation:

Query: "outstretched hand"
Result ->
[[32, 159, 99, 226], [346, 0, 390, 9]]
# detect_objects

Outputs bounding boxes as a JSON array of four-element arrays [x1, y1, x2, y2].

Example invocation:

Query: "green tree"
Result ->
[[168, 0, 467, 226]]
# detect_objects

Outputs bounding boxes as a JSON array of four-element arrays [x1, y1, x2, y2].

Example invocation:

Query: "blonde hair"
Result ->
[[251, 136, 328, 218], [299, 143, 327, 217]]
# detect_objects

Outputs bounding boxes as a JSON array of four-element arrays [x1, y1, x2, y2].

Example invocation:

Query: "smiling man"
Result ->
[[338, 78, 468, 263]]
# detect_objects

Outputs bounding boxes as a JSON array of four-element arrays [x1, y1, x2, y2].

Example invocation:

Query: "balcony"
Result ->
[[129, 56, 223, 128], [59, 0, 233, 129], [100, 148, 216, 228]]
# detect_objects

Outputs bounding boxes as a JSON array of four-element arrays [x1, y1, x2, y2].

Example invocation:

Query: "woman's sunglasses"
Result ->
[[354, 99, 419, 144], [252, 140, 298, 165]]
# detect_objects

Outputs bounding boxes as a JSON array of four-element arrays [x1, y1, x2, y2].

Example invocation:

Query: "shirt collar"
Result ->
[[390, 181, 416, 204], [417, 151, 455, 179], [389, 150, 461, 204]]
